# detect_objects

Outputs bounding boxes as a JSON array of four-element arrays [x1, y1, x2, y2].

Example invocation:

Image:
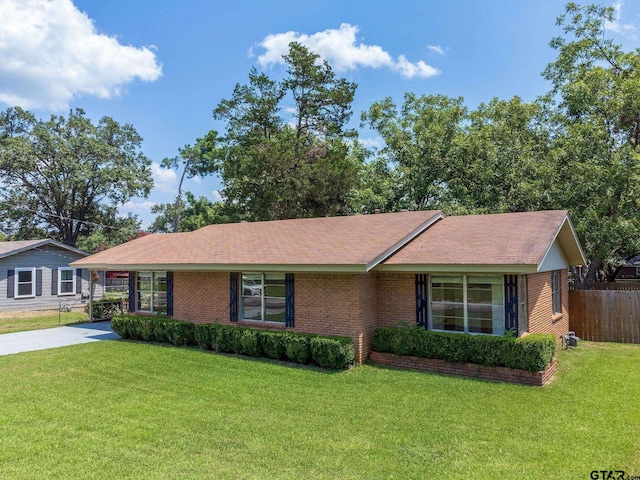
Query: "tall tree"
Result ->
[[0, 107, 152, 246], [447, 97, 553, 214], [149, 192, 231, 233], [542, 2, 640, 286], [204, 42, 361, 221], [362, 94, 467, 211]]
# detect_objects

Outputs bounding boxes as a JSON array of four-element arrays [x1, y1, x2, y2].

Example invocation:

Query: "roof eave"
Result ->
[[68, 262, 370, 274], [375, 264, 539, 274]]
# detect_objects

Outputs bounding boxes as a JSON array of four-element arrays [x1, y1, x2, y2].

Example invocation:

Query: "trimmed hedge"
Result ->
[[373, 326, 555, 372], [111, 314, 354, 370]]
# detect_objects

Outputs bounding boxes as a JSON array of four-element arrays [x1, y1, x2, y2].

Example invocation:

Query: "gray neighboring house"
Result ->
[[0, 239, 104, 312]]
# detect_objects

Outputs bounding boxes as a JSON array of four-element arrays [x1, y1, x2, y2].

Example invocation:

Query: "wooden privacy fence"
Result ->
[[569, 290, 640, 343]]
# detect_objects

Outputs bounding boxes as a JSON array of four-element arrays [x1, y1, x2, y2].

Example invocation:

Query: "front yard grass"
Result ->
[[0, 340, 638, 479], [0, 310, 88, 334]]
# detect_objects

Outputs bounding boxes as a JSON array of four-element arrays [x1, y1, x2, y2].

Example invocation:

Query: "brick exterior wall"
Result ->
[[375, 273, 415, 327], [294, 273, 378, 364], [173, 272, 229, 324], [169, 269, 570, 364], [526, 269, 569, 342]]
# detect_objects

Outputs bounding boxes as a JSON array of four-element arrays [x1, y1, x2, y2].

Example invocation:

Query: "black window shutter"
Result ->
[[75, 269, 82, 294], [7, 269, 14, 298], [36, 269, 43, 296], [285, 273, 295, 328], [415, 274, 428, 327], [166, 271, 174, 317], [230, 272, 238, 322], [51, 268, 58, 295], [128, 272, 136, 312], [504, 275, 519, 333]]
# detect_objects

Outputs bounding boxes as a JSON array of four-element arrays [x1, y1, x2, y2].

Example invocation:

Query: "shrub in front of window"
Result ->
[[310, 336, 354, 369], [257, 331, 288, 361], [282, 333, 310, 364], [373, 326, 555, 372], [115, 315, 354, 369]]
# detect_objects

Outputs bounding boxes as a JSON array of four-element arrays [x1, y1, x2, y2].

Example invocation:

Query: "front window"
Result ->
[[137, 272, 167, 314], [430, 275, 505, 335], [240, 273, 285, 323], [551, 270, 561, 315], [59, 268, 75, 295], [15, 268, 35, 298]]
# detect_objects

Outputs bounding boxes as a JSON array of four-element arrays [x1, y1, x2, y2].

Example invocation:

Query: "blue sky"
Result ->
[[1, 0, 639, 228]]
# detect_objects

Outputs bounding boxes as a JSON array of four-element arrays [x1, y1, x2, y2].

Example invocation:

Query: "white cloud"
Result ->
[[151, 162, 177, 193], [256, 23, 440, 79], [359, 137, 385, 150], [118, 200, 156, 216], [605, 1, 636, 35], [0, 0, 162, 110], [427, 45, 445, 55], [212, 190, 223, 202]]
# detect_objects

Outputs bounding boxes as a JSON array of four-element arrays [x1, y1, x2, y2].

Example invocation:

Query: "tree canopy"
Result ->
[[189, 42, 363, 221], [0, 107, 152, 246]]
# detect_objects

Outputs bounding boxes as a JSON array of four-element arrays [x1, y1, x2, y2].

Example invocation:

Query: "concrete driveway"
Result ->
[[0, 321, 120, 356]]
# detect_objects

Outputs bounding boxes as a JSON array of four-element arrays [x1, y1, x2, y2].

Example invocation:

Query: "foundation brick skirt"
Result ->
[[369, 352, 557, 386]]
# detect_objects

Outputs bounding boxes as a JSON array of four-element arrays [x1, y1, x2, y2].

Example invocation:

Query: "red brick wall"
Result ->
[[375, 273, 415, 327], [173, 271, 229, 324], [294, 273, 378, 363], [526, 270, 569, 341]]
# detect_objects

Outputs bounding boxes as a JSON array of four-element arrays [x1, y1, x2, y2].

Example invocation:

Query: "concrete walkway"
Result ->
[[0, 321, 120, 356]]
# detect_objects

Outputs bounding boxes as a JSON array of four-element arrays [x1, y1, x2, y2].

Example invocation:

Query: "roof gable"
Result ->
[[381, 210, 586, 272], [0, 239, 89, 260]]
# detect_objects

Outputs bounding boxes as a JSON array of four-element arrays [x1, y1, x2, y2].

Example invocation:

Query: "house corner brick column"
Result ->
[[526, 270, 569, 341]]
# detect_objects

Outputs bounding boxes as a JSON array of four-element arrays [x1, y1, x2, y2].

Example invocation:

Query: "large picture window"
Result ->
[[15, 268, 36, 298], [58, 268, 75, 295], [136, 272, 167, 314], [240, 273, 285, 323], [430, 275, 505, 335]]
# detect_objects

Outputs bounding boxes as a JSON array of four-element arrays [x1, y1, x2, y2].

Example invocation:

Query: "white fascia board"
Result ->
[[365, 212, 445, 272], [68, 263, 369, 274], [374, 264, 539, 274]]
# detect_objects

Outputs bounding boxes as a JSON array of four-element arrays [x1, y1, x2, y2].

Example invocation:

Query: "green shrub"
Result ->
[[258, 331, 287, 360], [373, 326, 556, 372], [236, 329, 262, 357], [283, 334, 311, 364], [310, 336, 354, 369], [112, 314, 353, 369], [195, 324, 212, 350]]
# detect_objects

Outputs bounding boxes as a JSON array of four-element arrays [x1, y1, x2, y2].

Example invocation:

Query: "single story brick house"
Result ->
[[71, 210, 586, 363], [0, 239, 104, 312]]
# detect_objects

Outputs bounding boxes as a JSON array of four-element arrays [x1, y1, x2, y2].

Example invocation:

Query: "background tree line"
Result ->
[[1, 3, 638, 288]]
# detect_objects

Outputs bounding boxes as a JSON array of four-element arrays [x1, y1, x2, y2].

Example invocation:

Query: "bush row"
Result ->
[[111, 314, 354, 369], [373, 326, 556, 372]]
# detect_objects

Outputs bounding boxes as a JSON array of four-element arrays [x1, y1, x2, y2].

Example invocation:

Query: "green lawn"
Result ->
[[0, 311, 88, 334], [0, 340, 638, 479]]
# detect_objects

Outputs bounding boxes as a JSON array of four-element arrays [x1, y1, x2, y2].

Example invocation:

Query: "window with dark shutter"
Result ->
[[415, 274, 428, 327], [230, 272, 238, 322], [285, 273, 294, 327]]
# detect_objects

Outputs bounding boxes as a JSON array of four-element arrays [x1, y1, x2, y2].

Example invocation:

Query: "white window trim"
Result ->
[[15, 267, 36, 299], [429, 274, 505, 336], [58, 267, 75, 296], [239, 273, 286, 324], [136, 271, 167, 314]]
